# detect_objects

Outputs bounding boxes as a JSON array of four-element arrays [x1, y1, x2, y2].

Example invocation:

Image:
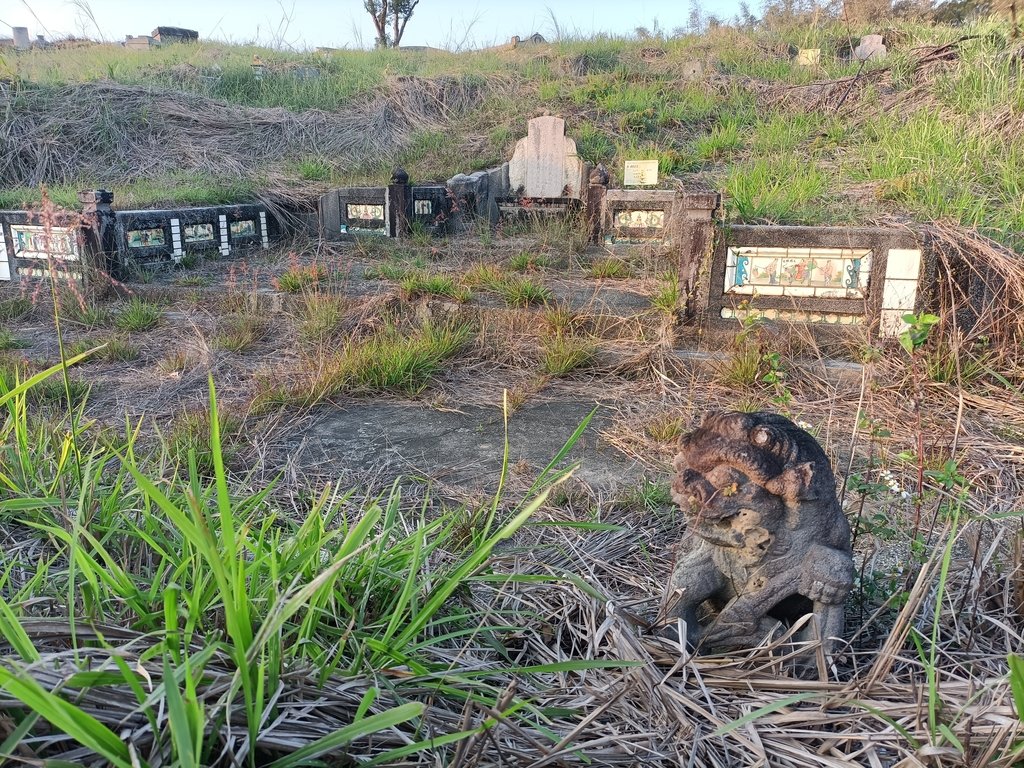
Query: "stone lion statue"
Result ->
[[659, 411, 854, 654]]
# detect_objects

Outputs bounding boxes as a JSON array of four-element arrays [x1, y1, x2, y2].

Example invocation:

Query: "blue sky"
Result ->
[[3, 0, 745, 49]]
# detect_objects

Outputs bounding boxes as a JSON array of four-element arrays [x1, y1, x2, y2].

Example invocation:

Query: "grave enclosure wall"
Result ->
[[0, 193, 280, 285], [708, 225, 924, 337]]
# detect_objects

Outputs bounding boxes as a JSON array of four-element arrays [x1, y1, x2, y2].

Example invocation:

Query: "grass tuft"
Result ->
[[540, 335, 597, 376], [114, 297, 161, 332]]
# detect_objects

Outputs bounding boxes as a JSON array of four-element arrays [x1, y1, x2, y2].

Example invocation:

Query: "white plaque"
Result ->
[[623, 160, 659, 186]]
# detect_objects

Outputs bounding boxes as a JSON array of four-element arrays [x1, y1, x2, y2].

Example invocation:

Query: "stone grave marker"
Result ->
[[854, 34, 886, 61], [508, 115, 587, 199], [624, 160, 659, 187]]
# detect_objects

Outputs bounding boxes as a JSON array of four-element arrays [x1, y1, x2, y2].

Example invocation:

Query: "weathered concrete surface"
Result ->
[[289, 400, 641, 492]]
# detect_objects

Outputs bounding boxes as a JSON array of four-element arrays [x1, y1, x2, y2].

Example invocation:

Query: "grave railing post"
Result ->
[[388, 167, 411, 238], [77, 189, 118, 280], [585, 164, 609, 245]]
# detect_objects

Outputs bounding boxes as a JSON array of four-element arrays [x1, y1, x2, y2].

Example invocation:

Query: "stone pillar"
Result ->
[[13, 27, 30, 50], [585, 164, 609, 245], [676, 193, 720, 325], [387, 167, 411, 238], [77, 189, 118, 279]]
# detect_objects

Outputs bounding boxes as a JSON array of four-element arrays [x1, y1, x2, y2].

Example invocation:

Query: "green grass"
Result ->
[[694, 119, 743, 161], [508, 252, 550, 273], [0, 369, 584, 765], [67, 335, 140, 362], [212, 313, 270, 353], [399, 273, 471, 302], [725, 156, 829, 223], [114, 297, 162, 332], [284, 320, 474, 405], [0, 296, 33, 322], [0, 330, 28, 350], [587, 257, 631, 279], [275, 263, 324, 293], [297, 292, 349, 342], [540, 336, 597, 377], [650, 273, 683, 315], [5, 20, 1024, 245], [494, 277, 552, 307]]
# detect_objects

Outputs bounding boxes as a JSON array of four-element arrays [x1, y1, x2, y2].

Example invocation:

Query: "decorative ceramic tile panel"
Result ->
[[721, 307, 864, 325], [11, 225, 80, 260], [347, 204, 384, 222], [614, 209, 665, 229], [414, 199, 432, 215], [230, 220, 256, 238], [126, 228, 166, 248], [724, 246, 872, 298], [184, 223, 215, 242]]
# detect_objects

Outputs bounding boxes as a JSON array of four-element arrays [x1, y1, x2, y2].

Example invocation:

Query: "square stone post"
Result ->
[[77, 189, 118, 279], [387, 167, 411, 238], [585, 164, 609, 245]]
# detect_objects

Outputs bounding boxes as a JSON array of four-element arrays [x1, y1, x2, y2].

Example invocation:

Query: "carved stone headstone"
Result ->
[[854, 34, 886, 61], [508, 116, 587, 200], [659, 412, 854, 656]]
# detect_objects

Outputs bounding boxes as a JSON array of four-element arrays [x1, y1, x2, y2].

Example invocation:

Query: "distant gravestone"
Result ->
[[795, 48, 820, 66], [12, 27, 30, 50], [854, 34, 886, 61], [624, 160, 659, 187], [680, 60, 704, 79], [508, 115, 587, 199]]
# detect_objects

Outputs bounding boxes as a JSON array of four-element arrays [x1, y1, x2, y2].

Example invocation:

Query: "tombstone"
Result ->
[[12, 27, 30, 50], [507, 115, 587, 200], [854, 34, 886, 61], [795, 48, 820, 67], [294, 66, 321, 81], [680, 60, 704, 79]]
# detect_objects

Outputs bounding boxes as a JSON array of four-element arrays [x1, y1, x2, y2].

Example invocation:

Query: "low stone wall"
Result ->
[[0, 192, 280, 284], [707, 225, 923, 337], [601, 189, 719, 323], [114, 203, 274, 268], [0, 210, 88, 282]]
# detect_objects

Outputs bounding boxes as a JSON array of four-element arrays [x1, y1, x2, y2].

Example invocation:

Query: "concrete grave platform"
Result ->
[[288, 399, 642, 492]]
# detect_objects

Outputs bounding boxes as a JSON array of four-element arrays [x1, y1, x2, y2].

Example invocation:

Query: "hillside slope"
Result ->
[[2, 20, 1022, 247]]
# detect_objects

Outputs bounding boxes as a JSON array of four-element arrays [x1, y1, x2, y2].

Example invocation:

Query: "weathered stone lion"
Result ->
[[659, 411, 854, 654]]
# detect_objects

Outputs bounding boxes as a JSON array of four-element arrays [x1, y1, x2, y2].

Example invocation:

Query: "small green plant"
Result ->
[[508, 251, 550, 273], [176, 251, 202, 269], [399, 273, 471, 302], [213, 313, 269, 353], [114, 297, 161, 332], [0, 330, 28, 350], [645, 412, 686, 442], [497, 276, 552, 307], [540, 335, 596, 376], [694, 119, 743, 160], [297, 157, 332, 181], [542, 302, 582, 336], [0, 296, 32, 322], [67, 335, 139, 362], [650, 273, 682, 315], [275, 262, 323, 292], [899, 312, 940, 355], [462, 262, 505, 289], [175, 274, 212, 287], [167, 406, 244, 474], [59, 298, 110, 328], [588, 257, 631, 279], [298, 292, 349, 342]]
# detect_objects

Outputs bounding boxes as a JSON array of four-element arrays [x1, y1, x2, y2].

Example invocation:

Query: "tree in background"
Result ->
[[363, 0, 421, 47]]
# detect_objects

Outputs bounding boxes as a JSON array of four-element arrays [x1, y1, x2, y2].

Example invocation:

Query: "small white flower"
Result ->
[[797, 420, 813, 431]]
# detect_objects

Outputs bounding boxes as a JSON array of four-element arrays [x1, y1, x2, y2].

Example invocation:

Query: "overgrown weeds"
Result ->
[[114, 297, 161, 332]]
